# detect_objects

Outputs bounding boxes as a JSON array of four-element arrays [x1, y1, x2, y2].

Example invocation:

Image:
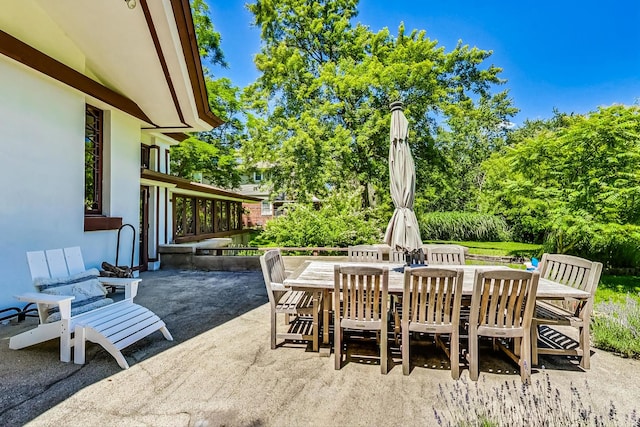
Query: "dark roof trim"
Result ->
[[140, 0, 186, 126], [0, 29, 154, 125], [163, 132, 191, 143], [141, 169, 261, 202], [171, 0, 224, 129]]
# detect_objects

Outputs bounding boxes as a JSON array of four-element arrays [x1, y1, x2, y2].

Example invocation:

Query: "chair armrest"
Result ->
[[98, 277, 142, 299], [14, 292, 75, 305], [14, 293, 75, 320], [270, 282, 289, 292]]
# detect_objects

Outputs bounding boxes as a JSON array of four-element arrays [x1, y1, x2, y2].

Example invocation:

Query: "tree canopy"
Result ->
[[241, 0, 517, 211], [480, 105, 640, 243]]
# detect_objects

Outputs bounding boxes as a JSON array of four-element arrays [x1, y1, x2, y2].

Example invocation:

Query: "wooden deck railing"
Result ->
[[194, 246, 525, 266], [195, 246, 350, 256]]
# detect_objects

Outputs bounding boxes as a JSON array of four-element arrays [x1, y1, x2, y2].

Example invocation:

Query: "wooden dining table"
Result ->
[[283, 261, 592, 348]]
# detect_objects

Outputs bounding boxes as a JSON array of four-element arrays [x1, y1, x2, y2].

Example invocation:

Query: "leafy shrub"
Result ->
[[253, 192, 382, 247], [419, 212, 511, 242], [543, 212, 640, 269], [592, 296, 640, 358]]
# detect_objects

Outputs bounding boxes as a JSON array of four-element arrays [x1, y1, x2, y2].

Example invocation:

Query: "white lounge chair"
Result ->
[[9, 247, 172, 369]]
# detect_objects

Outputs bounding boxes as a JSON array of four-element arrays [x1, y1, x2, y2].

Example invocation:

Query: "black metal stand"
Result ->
[[0, 303, 38, 323], [116, 223, 136, 270]]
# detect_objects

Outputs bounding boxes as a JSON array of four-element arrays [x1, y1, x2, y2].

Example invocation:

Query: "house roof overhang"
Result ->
[[0, 0, 221, 133], [141, 170, 262, 203]]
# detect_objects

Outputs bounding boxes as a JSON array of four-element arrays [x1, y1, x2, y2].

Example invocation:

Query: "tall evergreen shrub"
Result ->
[[419, 212, 511, 242]]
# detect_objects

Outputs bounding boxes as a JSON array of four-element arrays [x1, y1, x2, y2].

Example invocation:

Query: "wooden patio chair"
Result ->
[[467, 269, 539, 383], [426, 245, 466, 265], [532, 254, 603, 369], [9, 247, 172, 369], [389, 250, 426, 345], [260, 249, 321, 350], [334, 264, 389, 374], [348, 246, 383, 262], [401, 267, 464, 378]]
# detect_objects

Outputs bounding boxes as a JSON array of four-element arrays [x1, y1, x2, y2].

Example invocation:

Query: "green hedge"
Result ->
[[419, 212, 511, 242]]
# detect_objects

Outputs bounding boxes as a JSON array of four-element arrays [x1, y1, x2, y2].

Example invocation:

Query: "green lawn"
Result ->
[[597, 275, 640, 304]]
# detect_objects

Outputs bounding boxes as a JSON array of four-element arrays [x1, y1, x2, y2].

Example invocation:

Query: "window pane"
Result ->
[[230, 203, 239, 230], [220, 201, 228, 231], [84, 106, 103, 214], [175, 197, 184, 236], [199, 199, 206, 233], [261, 200, 272, 216], [186, 198, 195, 234], [215, 200, 222, 232], [205, 200, 213, 232], [140, 145, 150, 169]]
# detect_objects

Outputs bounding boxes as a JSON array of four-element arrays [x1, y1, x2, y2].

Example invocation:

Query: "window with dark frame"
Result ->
[[85, 105, 103, 214], [173, 195, 242, 240], [141, 145, 150, 169]]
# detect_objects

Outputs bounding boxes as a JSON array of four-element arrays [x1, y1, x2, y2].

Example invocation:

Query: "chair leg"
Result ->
[[531, 320, 539, 366], [402, 324, 410, 375], [381, 322, 388, 375], [468, 328, 479, 381], [394, 307, 401, 347], [60, 320, 71, 363], [334, 326, 342, 370], [520, 334, 531, 384], [450, 329, 460, 380], [580, 323, 591, 370], [312, 292, 319, 352], [334, 291, 342, 370], [323, 290, 331, 345], [74, 326, 86, 365], [270, 310, 277, 350]]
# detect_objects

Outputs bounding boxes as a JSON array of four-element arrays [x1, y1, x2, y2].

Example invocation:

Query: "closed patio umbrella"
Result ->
[[384, 101, 423, 252]]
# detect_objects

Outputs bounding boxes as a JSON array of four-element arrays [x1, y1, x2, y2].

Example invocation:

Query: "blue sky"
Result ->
[[206, 0, 640, 125]]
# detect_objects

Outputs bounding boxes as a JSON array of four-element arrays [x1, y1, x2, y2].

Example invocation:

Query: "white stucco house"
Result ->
[[0, 0, 258, 311]]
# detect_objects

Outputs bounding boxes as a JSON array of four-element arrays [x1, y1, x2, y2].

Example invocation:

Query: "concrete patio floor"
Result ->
[[1, 269, 638, 426]]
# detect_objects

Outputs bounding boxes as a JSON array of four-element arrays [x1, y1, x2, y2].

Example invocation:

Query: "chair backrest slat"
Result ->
[[335, 265, 388, 323], [348, 246, 383, 263], [390, 250, 404, 263], [538, 254, 603, 296], [426, 245, 465, 265], [260, 249, 289, 307], [64, 247, 86, 275], [470, 270, 539, 330], [403, 267, 463, 327], [45, 249, 68, 278], [27, 251, 51, 280]]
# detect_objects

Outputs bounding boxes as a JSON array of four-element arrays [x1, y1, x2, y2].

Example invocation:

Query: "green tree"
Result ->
[[481, 105, 640, 243], [257, 191, 382, 247], [242, 0, 516, 211], [170, 0, 243, 188], [191, 0, 226, 67]]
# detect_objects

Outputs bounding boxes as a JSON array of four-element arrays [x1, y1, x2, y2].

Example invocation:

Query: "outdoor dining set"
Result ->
[[260, 245, 603, 383]]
